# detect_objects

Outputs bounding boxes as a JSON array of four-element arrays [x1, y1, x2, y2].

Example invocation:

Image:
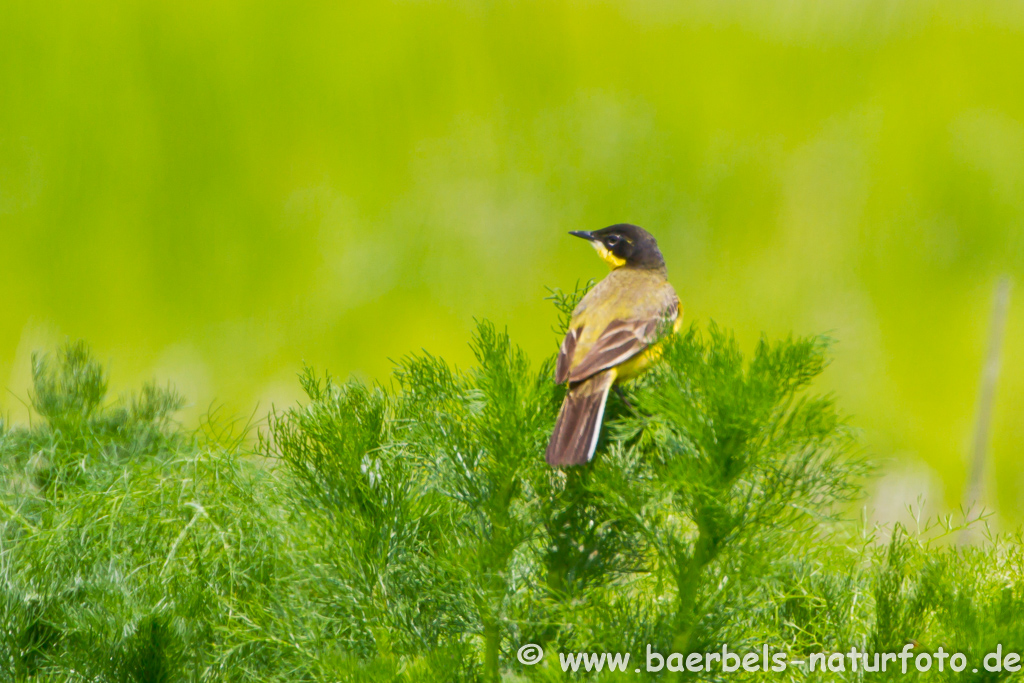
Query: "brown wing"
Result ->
[[567, 299, 679, 384], [555, 324, 583, 385]]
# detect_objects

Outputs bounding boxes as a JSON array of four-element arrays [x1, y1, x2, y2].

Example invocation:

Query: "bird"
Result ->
[[545, 224, 681, 467]]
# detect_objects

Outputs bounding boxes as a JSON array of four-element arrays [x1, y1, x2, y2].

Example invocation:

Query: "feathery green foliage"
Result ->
[[0, 330, 1021, 681]]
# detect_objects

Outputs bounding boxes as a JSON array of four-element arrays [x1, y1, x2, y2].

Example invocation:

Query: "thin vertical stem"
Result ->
[[962, 276, 1011, 532], [482, 619, 500, 682]]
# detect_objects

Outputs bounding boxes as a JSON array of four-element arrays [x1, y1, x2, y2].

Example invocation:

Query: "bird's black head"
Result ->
[[569, 223, 665, 271]]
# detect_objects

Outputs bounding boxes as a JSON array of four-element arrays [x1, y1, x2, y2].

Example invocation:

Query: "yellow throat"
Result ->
[[590, 241, 627, 268]]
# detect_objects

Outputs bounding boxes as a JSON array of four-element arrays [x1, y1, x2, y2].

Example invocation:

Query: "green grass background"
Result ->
[[2, 0, 1023, 518]]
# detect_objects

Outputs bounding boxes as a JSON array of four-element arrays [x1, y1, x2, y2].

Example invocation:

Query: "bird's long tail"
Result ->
[[545, 369, 615, 467]]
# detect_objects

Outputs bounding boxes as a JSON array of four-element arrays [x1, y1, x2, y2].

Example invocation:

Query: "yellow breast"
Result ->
[[613, 314, 683, 382]]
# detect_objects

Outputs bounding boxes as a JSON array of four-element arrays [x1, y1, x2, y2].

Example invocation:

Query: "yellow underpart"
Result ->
[[615, 313, 684, 382], [590, 241, 626, 268]]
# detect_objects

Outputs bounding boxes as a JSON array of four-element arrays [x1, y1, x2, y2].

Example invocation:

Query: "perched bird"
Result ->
[[545, 224, 681, 467]]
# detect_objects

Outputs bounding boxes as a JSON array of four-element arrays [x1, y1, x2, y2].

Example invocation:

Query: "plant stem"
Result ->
[[962, 275, 1011, 540], [482, 618, 500, 682]]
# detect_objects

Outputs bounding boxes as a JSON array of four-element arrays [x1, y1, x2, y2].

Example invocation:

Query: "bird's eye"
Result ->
[[605, 235, 621, 247]]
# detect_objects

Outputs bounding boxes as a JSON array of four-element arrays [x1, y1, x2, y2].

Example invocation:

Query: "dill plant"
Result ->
[[0, 343, 302, 681], [1, 327, 1023, 682], [625, 325, 864, 655]]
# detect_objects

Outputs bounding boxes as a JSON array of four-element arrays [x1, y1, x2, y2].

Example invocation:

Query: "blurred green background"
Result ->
[[2, 1, 1022, 520]]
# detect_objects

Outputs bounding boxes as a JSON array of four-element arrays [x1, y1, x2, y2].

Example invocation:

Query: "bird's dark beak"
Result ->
[[569, 230, 594, 241]]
